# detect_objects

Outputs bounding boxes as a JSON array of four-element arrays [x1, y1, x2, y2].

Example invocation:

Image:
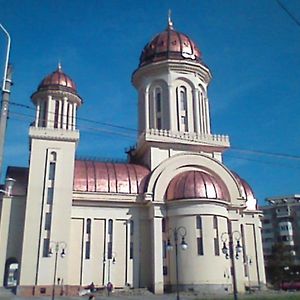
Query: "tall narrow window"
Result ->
[[54, 100, 59, 128], [108, 219, 113, 259], [43, 238, 50, 257], [196, 215, 204, 255], [60, 101, 64, 129], [39, 101, 47, 127], [85, 218, 91, 259], [197, 237, 204, 255], [177, 86, 188, 132], [155, 88, 162, 130], [214, 216, 220, 256], [130, 220, 134, 259], [48, 162, 56, 180], [47, 187, 54, 204], [196, 215, 202, 230], [44, 213, 52, 230], [66, 103, 71, 129]]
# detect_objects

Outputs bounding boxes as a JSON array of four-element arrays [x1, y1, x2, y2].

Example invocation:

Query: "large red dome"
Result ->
[[166, 170, 229, 201], [139, 21, 202, 67], [37, 64, 77, 94]]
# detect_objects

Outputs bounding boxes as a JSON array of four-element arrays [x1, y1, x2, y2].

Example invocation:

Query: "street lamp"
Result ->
[[0, 23, 12, 179], [0, 177, 16, 196], [166, 226, 188, 300], [221, 231, 242, 300], [48, 241, 66, 300]]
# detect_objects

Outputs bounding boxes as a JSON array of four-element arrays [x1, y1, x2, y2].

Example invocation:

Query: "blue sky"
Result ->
[[0, 0, 299, 205]]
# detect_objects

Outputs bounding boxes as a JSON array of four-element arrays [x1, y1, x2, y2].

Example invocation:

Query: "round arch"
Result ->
[[145, 153, 245, 205]]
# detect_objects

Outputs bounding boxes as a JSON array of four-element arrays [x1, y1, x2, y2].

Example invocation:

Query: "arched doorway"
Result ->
[[4, 258, 18, 288]]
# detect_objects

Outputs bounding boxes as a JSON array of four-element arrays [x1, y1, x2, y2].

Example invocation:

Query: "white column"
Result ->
[[198, 91, 204, 134], [254, 223, 266, 288], [144, 87, 149, 131], [151, 206, 164, 294], [62, 97, 68, 129], [0, 195, 13, 286], [35, 100, 40, 127], [72, 103, 77, 130], [47, 95, 54, 128], [205, 97, 211, 134]]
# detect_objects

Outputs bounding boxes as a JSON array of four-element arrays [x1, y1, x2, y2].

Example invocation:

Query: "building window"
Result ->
[[48, 162, 56, 180], [130, 220, 134, 259], [85, 218, 91, 259], [54, 100, 59, 128], [85, 241, 91, 259], [86, 218, 91, 234], [162, 218, 166, 233], [47, 187, 54, 204], [213, 216, 219, 256], [156, 89, 161, 113], [43, 238, 50, 257], [154, 87, 162, 130], [60, 101, 64, 129], [130, 242, 134, 259], [197, 237, 204, 255], [107, 219, 113, 259], [177, 86, 188, 132], [196, 215, 202, 229], [44, 212, 51, 230]]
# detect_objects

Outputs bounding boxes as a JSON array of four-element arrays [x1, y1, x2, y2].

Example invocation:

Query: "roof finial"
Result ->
[[58, 61, 62, 71], [168, 9, 174, 29]]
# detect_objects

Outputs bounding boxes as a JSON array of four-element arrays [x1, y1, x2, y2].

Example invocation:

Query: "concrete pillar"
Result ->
[[254, 222, 266, 288], [0, 195, 13, 286], [151, 205, 164, 294]]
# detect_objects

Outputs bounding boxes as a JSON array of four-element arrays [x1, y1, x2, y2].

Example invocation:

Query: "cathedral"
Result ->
[[0, 17, 266, 297]]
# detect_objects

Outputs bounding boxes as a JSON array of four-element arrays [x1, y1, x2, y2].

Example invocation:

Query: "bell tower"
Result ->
[[131, 19, 230, 170], [18, 65, 82, 294]]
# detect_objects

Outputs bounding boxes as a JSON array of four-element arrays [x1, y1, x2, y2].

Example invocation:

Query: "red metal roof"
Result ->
[[139, 23, 202, 67], [37, 64, 77, 94], [231, 171, 256, 202], [166, 170, 229, 201], [73, 160, 150, 194]]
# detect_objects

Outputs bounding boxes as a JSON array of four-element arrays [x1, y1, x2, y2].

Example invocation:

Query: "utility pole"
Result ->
[[0, 23, 12, 179]]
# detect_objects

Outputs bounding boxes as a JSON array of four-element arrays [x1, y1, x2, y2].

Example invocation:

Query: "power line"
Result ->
[[8, 101, 300, 162], [10, 101, 137, 133], [276, 0, 300, 27]]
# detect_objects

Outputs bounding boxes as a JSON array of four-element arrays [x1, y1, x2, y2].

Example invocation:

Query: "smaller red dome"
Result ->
[[166, 170, 229, 201], [37, 64, 77, 94], [139, 22, 202, 67]]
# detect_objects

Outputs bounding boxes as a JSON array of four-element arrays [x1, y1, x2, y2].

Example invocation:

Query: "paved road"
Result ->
[[1, 288, 300, 300]]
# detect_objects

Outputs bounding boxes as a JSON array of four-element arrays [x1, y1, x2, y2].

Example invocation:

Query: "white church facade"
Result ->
[[0, 18, 266, 297]]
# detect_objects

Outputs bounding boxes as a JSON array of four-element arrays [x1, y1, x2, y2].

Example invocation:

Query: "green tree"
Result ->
[[266, 242, 294, 288]]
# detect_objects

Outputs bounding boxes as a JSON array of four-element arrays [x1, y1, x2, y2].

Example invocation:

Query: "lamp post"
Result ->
[[0, 177, 16, 196], [48, 241, 66, 300], [166, 226, 188, 300], [221, 231, 242, 300], [0, 23, 12, 179]]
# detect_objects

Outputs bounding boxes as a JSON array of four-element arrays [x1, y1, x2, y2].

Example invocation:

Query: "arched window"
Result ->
[[54, 100, 59, 128], [108, 219, 113, 259], [85, 218, 91, 259], [177, 86, 188, 132], [155, 87, 162, 130]]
